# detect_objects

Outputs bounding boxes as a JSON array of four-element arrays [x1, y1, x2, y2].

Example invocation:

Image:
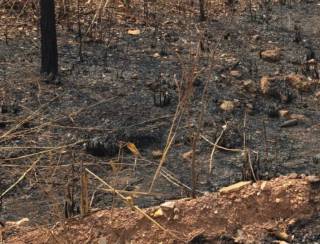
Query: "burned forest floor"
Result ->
[[0, 0, 320, 243]]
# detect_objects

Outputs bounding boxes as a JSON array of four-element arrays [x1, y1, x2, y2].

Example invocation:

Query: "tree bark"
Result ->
[[40, 0, 58, 78], [199, 0, 206, 21]]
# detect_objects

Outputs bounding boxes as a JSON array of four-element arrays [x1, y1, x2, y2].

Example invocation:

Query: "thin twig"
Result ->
[[208, 124, 227, 174], [1, 156, 42, 198], [100, 188, 169, 197], [200, 134, 243, 152]]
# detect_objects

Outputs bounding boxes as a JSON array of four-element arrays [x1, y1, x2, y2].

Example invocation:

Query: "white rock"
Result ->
[[160, 201, 175, 209]]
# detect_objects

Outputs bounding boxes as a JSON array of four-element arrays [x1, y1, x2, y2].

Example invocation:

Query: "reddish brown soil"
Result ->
[[3, 175, 319, 243]]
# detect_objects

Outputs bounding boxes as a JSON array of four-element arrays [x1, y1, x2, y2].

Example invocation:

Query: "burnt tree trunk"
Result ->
[[199, 0, 206, 21], [40, 0, 58, 79]]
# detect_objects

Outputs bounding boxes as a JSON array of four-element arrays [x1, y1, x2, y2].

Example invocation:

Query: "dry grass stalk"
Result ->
[[200, 134, 243, 152], [208, 124, 228, 174], [0, 140, 85, 161], [85, 168, 182, 240], [100, 188, 169, 197], [148, 54, 197, 193], [191, 76, 209, 197], [0, 96, 58, 142], [0, 156, 42, 198], [80, 170, 90, 217]]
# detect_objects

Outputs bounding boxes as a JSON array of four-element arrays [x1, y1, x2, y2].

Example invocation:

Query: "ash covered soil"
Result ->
[[0, 0, 320, 242]]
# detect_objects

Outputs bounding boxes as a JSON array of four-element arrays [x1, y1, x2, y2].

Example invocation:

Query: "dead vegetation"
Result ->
[[0, 0, 320, 243]]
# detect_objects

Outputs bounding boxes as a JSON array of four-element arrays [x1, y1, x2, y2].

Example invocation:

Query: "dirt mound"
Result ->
[[3, 175, 319, 243]]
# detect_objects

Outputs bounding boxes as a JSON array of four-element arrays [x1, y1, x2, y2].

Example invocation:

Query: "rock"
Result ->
[[260, 76, 272, 94], [306, 175, 320, 183], [272, 230, 292, 242], [278, 109, 289, 117], [173, 214, 179, 220], [288, 173, 298, 179], [280, 119, 298, 128], [219, 181, 251, 194], [288, 114, 307, 121], [153, 52, 160, 58], [286, 73, 313, 92], [230, 70, 242, 79], [160, 201, 175, 209], [315, 91, 320, 98], [260, 181, 267, 190], [260, 48, 281, 62], [152, 150, 163, 159], [220, 100, 235, 112], [241, 79, 256, 93], [6, 218, 29, 226]]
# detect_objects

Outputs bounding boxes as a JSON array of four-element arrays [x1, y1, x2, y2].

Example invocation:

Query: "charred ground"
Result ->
[[0, 0, 319, 241]]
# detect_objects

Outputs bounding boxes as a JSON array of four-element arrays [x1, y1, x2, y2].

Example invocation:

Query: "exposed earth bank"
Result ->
[[3, 175, 320, 243]]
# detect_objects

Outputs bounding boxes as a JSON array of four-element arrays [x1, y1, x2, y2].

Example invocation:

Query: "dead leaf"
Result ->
[[153, 208, 164, 218], [127, 142, 140, 156]]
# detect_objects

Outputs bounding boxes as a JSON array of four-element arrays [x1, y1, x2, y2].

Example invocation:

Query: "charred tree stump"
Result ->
[[40, 0, 58, 81]]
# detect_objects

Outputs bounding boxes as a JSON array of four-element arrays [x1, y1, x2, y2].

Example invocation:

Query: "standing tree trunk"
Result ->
[[40, 0, 58, 80], [199, 0, 206, 21]]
